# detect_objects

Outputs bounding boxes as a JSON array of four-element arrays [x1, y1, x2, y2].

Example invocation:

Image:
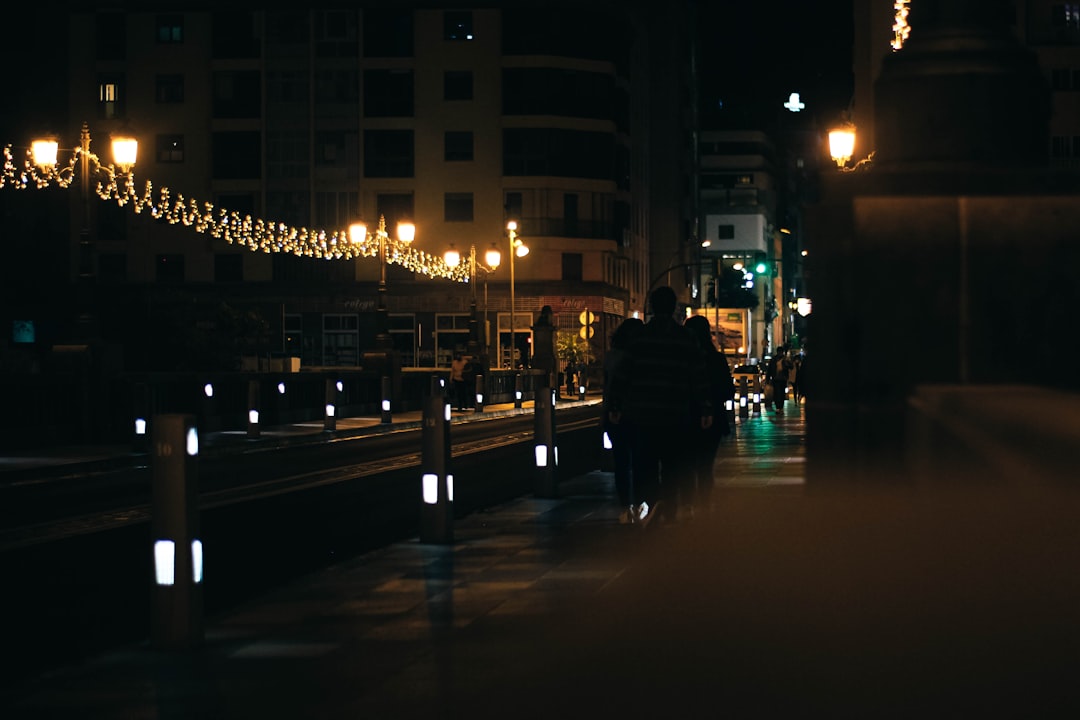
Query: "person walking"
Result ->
[[450, 353, 468, 411], [602, 317, 644, 524], [771, 346, 791, 413], [683, 315, 734, 515], [606, 286, 712, 527]]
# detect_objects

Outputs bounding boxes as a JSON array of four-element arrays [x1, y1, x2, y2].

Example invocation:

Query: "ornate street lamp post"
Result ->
[[506, 221, 529, 369], [349, 215, 415, 351], [32, 122, 138, 339], [444, 242, 502, 369]]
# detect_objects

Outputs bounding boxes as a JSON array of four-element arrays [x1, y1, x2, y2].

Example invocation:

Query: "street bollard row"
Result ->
[[144, 375, 564, 650]]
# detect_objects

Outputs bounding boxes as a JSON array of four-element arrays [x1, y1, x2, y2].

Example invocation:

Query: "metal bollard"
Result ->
[[419, 392, 453, 544], [474, 374, 485, 413], [380, 375, 392, 423], [514, 372, 523, 409], [738, 377, 750, 418], [247, 379, 261, 439], [324, 378, 337, 432], [151, 414, 204, 650], [534, 387, 558, 498]]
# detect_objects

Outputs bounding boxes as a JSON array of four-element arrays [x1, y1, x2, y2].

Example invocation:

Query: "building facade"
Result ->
[[8, 3, 696, 375]]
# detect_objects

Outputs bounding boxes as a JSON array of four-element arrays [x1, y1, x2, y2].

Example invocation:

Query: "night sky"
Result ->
[[697, 0, 855, 130]]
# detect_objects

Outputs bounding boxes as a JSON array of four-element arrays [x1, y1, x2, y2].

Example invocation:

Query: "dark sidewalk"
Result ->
[[5, 402, 1080, 717]]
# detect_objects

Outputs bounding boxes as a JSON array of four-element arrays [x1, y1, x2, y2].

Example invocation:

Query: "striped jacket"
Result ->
[[607, 316, 712, 427]]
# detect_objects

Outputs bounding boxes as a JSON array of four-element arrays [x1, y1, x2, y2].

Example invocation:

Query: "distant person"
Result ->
[[684, 315, 734, 514], [565, 361, 576, 398], [450, 353, 468, 411], [602, 317, 644, 524], [790, 352, 803, 405], [771, 346, 792, 413], [606, 286, 712, 527]]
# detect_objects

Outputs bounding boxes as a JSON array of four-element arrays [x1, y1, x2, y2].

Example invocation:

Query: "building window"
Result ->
[[444, 131, 474, 161], [213, 131, 262, 180], [95, 12, 126, 61], [155, 74, 184, 103], [363, 8, 413, 58], [364, 130, 414, 178], [98, 253, 127, 283], [505, 191, 523, 223], [213, 10, 260, 59], [716, 224, 735, 240], [363, 69, 414, 117], [443, 10, 473, 41], [444, 193, 474, 222], [214, 70, 262, 119], [315, 191, 360, 228], [562, 253, 583, 282], [323, 314, 359, 366], [156, 134, 185, 163], [155, 254, 185, 282], [156, 14, 184, 43], [444, 71, 473, 100], [315, 68, 359, 103], [98, 75, 124, 120], [214, 254, 243, 282]]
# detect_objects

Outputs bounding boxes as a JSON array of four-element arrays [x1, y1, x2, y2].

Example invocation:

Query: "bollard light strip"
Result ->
[[423, 473, 438, 504], [603, 431, 612, 450], [248, 409, 259, 424], [135, 417, 147, 435], [535, 444, 548, 467], [192, 539, 203, 584], [154, 539, 176, 586], [447, 474, 454, 503], [186, 427, 199, 456]]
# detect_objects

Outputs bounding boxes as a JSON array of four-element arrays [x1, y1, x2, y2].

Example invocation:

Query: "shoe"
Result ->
[[618, 506, 636, 525], [638, 500, 660, 528]]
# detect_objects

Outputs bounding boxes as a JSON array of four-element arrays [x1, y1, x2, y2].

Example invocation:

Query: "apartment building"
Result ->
[[12, 3, 695, 372]]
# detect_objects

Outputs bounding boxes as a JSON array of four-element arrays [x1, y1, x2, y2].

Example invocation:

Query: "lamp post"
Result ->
[[444, 242, 501, 369], [349, 215, 415, 350], [506, 221, 529, 369], [31, 122, 138, 339], [828, 123, 856, 169]]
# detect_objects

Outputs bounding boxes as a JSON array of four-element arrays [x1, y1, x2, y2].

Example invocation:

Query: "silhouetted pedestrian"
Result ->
[[684, 315, 734, 514], [602, 317, 644, 523], [771, 346, 792, 413], [607, 286, 712, 527], [450, 353, 468, 411]]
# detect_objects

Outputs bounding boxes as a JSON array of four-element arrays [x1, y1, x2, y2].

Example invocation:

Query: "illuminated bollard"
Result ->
[[474, 374, 485, 413], [578, 382, 586, 402], [514, 373, 523, 409], [132, 381, 150, 453], [199, 379, 217, 432], [419, 392, 453, 544], [752, 388, 762, 415], [380, 375, 393, 423], [247, 379, 261, 439], [151, 414, 203, 650], [738, 378, 750, 418], [324, 378, 337, 432], [534, 387, 558, 498]]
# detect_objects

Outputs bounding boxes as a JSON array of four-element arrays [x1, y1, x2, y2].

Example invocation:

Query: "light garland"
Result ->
[[891, 0, 911, 51], [0, 143, 470, 282]]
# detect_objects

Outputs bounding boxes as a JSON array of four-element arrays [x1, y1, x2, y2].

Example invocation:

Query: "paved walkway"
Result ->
[[5, 401, 1080, 717]]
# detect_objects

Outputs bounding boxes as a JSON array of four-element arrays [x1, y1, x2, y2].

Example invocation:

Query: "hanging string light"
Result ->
[[1, 141, 470, 282]]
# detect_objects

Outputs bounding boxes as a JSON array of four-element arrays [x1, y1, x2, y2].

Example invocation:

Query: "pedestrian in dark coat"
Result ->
[[684, 315, 734, 514]]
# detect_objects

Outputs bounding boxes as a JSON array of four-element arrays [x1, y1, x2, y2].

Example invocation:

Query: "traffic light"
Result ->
[[753, 252, 768, 275]]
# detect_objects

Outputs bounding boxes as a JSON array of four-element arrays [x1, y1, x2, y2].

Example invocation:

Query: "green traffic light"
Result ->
[[754, 261, 768, 274]]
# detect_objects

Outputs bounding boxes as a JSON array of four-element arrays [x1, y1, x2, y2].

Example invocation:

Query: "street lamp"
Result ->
[[349, 215, 415, 350], [31, 122, 138, 338], [828, 123, 856, 169], [443, 242, 502, 367], [506, 221, 529, 369]]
